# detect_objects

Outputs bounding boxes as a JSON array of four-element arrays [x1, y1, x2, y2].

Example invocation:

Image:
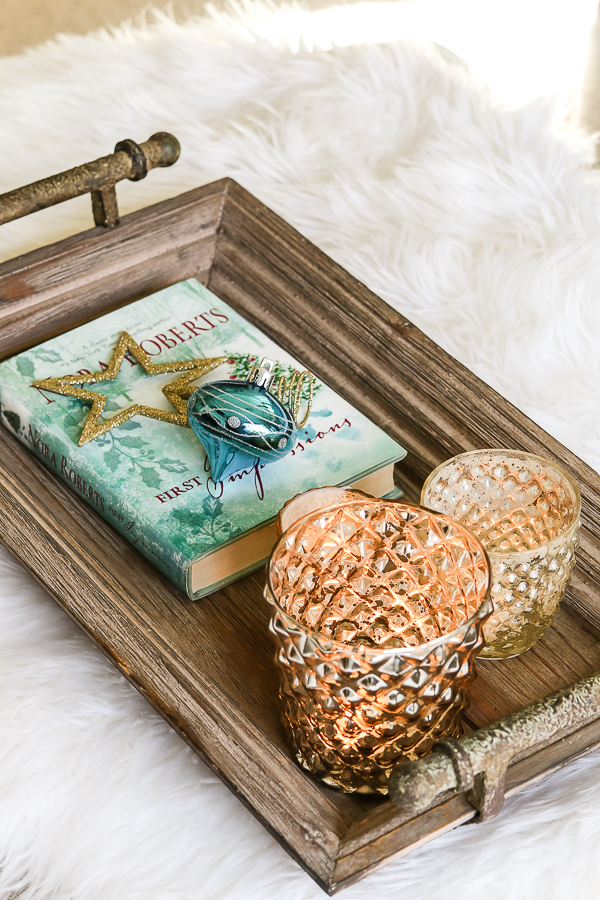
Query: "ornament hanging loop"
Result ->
[[276, 370, 315, 428], [290, 370, 315, 429]]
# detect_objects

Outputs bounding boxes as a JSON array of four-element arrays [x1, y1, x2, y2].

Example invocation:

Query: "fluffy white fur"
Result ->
[[2, 6, 600, 898]]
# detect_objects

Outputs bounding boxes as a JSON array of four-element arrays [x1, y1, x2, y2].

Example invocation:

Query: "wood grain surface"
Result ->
[[1, 178, 600, 892]]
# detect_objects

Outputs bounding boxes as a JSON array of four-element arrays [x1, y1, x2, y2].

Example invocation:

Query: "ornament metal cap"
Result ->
[[247, 357, 276, 391]]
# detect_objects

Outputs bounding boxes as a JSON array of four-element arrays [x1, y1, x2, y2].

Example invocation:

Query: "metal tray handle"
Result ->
[[0, 132, 180, 228], [388, 670, 600, 821]]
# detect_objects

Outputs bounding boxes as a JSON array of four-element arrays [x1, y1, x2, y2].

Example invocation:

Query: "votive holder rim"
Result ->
[[266, 497, 492, 660], [420, 448, 581, 557]]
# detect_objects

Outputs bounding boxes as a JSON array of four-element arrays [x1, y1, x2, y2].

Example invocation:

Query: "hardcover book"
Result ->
[[0, 279, 406, 599]]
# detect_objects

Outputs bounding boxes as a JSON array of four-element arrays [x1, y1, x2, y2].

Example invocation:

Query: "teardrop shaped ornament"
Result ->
[[187, 359, 297, 482]]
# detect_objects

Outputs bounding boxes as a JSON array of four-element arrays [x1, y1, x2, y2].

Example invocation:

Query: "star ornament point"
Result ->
[[32, 331, 228, 447]]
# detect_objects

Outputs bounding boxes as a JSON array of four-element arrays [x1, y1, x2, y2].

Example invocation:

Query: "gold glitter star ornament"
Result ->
[[32, 331, 228, 447]]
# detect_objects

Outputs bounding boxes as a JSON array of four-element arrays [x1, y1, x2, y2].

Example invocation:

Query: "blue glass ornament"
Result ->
[[187, 358, 297, 482]]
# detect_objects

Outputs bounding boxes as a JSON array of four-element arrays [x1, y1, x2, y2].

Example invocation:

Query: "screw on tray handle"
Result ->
[[387, 668, 600, 823], [0, 132, 181, 229]]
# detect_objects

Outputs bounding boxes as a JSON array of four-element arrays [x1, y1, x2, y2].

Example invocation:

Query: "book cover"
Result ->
[[0, 279, 406, 598]]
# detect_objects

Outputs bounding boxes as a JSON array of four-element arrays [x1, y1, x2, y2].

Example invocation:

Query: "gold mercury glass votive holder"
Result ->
[[265, 498, 492, 794], [421, 449, 581, 659]]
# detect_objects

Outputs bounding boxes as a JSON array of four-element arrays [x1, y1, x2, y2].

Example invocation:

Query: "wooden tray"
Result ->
[[2, 177, 600, 893]]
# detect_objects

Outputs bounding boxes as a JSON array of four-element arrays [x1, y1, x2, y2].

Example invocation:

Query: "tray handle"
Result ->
[[0, 132, 180, 229], [388, 668, 600, 822]]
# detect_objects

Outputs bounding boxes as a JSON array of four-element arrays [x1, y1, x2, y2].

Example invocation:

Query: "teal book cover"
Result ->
[[0, 279, 406, 598]]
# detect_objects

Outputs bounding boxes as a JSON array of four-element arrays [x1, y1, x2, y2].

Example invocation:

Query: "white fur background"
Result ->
[[2, 5, 600, 898]]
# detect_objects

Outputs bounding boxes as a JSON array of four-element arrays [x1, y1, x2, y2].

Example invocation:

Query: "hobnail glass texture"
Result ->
[[422, 450, 580, 659], [266, 499, 491, 794]]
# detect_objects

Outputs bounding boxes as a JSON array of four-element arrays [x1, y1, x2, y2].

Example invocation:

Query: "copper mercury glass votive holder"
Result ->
[[421, 449, 581, 659], [265, 498, 492, 794]]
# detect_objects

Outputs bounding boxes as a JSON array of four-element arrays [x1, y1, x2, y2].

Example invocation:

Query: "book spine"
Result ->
[[0, 386, 190, 596]]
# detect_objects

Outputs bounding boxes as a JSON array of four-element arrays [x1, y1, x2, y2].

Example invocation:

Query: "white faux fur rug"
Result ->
[[2, 5, 600, 899]]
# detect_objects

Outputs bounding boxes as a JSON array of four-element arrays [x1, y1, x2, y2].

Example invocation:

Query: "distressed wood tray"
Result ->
[[2, 175, 600, 893]]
